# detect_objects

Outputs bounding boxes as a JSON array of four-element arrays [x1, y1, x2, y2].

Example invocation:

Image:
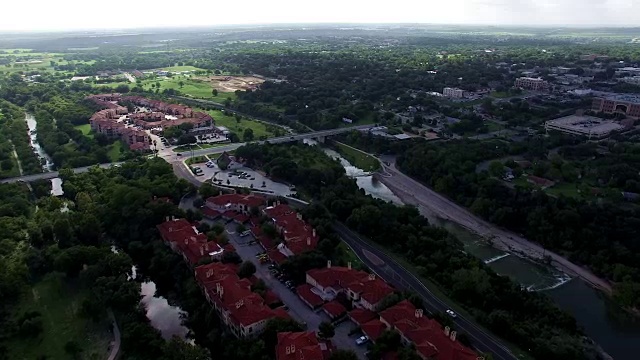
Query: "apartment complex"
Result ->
[[443, 87, 465, 98], [262, 203, 319, 260], [276, 332, 334, 360], [514, 77, 549, 91], [86, 94, 216, 151], [194, 261, 290, 338], [203, 193, 266, 222], [156, 217, 225, 265], [379, 301, 478, 360], [301, 262, 395, 312], [591, 94, 640, 118]]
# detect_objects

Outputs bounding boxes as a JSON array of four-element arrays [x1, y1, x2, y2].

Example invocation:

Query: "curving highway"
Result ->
[[334, 222, 520, 360]]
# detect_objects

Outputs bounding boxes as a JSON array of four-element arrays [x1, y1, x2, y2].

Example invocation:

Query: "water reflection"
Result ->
[[51, 177, 64, 196], [25, 113, 54, 171], [140, 281, 191, 341]]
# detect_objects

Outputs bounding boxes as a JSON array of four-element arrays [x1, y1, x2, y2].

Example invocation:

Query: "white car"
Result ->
[[445, 309, 457, 318], [355, 335, 369, 345]]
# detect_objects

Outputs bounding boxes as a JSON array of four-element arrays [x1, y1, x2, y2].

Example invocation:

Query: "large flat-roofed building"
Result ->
[[443, 87, 465, 98], [514, 77, 549, 91], [592, 94, 640, 118], [545, 115, 625, 139]]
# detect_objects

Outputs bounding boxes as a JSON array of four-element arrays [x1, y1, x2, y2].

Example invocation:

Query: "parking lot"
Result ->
[[193, 161, 296, 196], [200, 217, 368, 358]]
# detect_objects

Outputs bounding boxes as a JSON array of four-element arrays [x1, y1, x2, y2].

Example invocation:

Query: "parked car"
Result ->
[[240, 230, 251, 237], [356, 336, 369, 345], [445, 309, 457, 318]]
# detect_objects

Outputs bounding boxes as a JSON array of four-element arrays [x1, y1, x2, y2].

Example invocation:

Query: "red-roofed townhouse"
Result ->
[[206, 193, 266, 216], [348, 308, 377, 326], [263, 203, 319, 257], [361, 319, 387, 342], [322, 300, 347, 321], [194, 262, 286, 338], [346, 273, 395, 312], [276, 332, 333, 360], [157, 218, 224, 265], [296, 284, 325, 309], [379, 301, 478, 360]]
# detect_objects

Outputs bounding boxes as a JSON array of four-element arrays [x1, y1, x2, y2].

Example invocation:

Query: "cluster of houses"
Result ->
[[158, 192, 479, 360], [86, 94, 216, 151], [157, 214, 291, 339], [297, 262, 479, 360]]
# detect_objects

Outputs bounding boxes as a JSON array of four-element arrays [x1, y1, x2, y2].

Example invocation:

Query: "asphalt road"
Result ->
[[333, 222, 519, 360], [0, 162, 122, 184]]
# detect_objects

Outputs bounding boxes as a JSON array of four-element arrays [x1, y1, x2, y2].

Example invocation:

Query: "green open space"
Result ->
[[333, 142, 380, 171], [104, 76, 238, 103], [107, 140, 123, 162], [173, 142, 228, 153], [186, 155, 210, 165], [6, 272, 111, 360], [205, 109, 277, 139], [544, 182, 583, 199], [74, 124, 93, 138], [334, 242, 364, 270]]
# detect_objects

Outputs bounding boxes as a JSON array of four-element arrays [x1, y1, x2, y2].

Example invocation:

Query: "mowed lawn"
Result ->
[[7, 273, 111, 360], [74, 123, 93, 138], [107, 140, 123, 162], [139, 77, 237, 102], [206, 109, 277, 139], [334, 142, 380, 171]]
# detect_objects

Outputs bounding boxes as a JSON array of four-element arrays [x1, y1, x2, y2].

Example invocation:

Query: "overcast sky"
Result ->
[[1, 0, 637, 31]]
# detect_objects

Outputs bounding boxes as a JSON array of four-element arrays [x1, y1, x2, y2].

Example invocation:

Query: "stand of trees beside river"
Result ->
[[0, 99, 43, 177], [395, 138, 640, 309], [234, 142, 600, 360]]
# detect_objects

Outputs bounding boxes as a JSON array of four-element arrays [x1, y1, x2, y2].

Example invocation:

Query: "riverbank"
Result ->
[[374, 163, 613, 295]]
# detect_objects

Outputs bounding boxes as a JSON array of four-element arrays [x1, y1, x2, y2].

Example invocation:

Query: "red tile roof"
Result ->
[[322, 301, 347, 319], [361, 319, 387, 342], [194, 262, 284, 328], [276, 332, 330, 360], [267, 248, 288, 265], [202, 207, 221, 219], [234, 213, 250, 223], [350, 275, 395, 306], [379, 301, 478, 360], [349, 308, 377, 325], [307, 266, 369, 291], [296, 284, 325, 308], [157, 218, 222, 265], [263, 290, 282, 306], [206, 193, 265, 208]]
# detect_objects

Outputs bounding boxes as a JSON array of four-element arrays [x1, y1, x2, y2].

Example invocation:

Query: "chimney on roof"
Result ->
[[207, 269, 213, 278], [450, 331, 457, 342], [165, 216, 170, 222], [191, 236, 196, 241], [348, 262, 352, 270], [291, 344, 296, 353], [200, 246, 204, 256], [286, 346, 291, 355], [169, 227, 174, 233], [307, 237, 311, 246], [236, 299, 243, 309], [415, 309, 423, 318], [444, 326, 450, 336], [277, 201, 280, 206], [219, 191, 223, 196], [368, 273, 375, 280], [312, 228, 316, 237], [216, 282, 221, 292], [171, 216, 176, 221], [297, 213, 302, 220], [184, 238, 188, 245], [327, 260, 331, 269], [205, 243, 209, 251]]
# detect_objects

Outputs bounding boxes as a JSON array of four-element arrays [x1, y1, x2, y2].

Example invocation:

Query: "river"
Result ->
[[315, 142, 640, 360], [116, 249, 191, 341], [24, 113, 64, 196]]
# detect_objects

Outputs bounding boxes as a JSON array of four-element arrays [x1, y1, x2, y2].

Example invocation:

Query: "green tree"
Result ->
[[212, 89, 218, 97], [318, 321, 335, 339], [237, 260, 256, 278], [243, 128, 254, 141]]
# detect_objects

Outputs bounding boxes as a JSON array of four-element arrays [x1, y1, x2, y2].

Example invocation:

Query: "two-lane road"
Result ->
[[333, 222, 520, 360]]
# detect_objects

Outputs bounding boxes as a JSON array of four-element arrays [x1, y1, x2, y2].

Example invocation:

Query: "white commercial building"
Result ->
[[443, 87, 465, 98]]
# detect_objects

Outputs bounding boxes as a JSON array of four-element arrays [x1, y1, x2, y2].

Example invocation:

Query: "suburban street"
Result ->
[[332, 222, 519, 360], [377, 156, 613, 294]]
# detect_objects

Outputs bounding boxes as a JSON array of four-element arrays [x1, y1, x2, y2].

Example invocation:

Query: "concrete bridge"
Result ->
[[0, 125, 372, 184]]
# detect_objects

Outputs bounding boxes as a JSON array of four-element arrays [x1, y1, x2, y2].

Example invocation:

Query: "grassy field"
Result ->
[[544, 182, 582, 199], [107, 140, 123, 162], [74, 124, 93, 138], [333, 142, 380, 171], [110, 76, 238, 102], [335, 242, 365, 270], [6, 273, 111, 360], [205, 109, 277, 139]]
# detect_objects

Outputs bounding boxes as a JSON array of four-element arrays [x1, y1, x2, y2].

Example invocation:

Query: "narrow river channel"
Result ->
[[311, 141, 640, 360], [24, 112, 64, 196]]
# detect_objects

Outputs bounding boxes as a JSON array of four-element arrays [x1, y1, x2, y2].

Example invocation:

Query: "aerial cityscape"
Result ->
[[1, 3, 640, 360]]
